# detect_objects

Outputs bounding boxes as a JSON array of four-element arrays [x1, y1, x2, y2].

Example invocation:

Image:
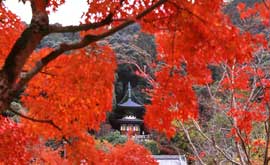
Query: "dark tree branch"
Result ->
[[48, 0, 128, 34], [13, 0, 168, 93], [49, 13, 114, 33], [2, 0, 49, 85], [62, 136, 72, 145], [262, 0, 269, 9], [8, 109, 62, 131]]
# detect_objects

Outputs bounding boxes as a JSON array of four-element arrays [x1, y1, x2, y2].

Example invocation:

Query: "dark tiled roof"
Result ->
[[118, 82, 144, 108], [117, 118, 143, 124], [117, 98, 143, 108]]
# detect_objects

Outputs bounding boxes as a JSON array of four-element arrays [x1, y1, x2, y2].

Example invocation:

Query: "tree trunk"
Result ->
[[0, 8, 49, 113], [0, 71, 12, 112]]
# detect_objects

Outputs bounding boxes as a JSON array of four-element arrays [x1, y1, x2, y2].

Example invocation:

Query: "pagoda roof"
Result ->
[[117, 82, 143, 108], [117, 116, 143, 124], [118, 98, 143, 108]]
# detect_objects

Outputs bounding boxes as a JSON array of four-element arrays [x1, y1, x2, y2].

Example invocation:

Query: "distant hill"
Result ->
[[37, 24, 157, 106]]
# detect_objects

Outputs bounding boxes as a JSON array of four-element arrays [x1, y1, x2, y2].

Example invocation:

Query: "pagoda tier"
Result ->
[[117, 82, 143, 107], [114, 82, 145, 135], [118, 115, 143, 135], [117, 82, 144, 118], [117, 98, 143, 108]]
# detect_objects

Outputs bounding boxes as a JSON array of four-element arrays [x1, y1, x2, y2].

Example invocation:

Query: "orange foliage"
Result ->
[[0, 116, 65, 164], [102, 140, 157, 164], [22, 46, 116, 138], [144, 0, 266, 137], [0, 0, 269, 163], [237, 1, 270, 25], [0, 116, 33, 164], [0, 4, 24, 67]]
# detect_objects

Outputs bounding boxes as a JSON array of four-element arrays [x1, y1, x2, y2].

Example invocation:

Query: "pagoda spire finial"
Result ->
[[128, 82, 132, 98]]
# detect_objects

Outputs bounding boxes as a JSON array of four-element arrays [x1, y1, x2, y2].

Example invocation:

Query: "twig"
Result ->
[[13, 0, 168, 93], [262, 0, 269, 9], [8, 109, 62, 131], [49, 13, 114, 33], [192, 119, 241, 165], [177, 120, 206, 165]]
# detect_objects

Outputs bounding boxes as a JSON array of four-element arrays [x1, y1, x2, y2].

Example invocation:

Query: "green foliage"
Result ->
[[109, 24, 156, 105], [101, 131, 127, 145], [171, 132, 189, 151], [142, 140, 160, 155]]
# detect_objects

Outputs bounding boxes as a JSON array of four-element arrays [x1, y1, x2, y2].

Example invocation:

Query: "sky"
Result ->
[[4, 0, 232, 25], [4, 0, 88, 25]]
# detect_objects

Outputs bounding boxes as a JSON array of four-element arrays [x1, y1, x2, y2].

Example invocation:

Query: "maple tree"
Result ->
[[0, 0, 269, 164], [143, 1, 269, 164], [172, 55, 270, 164], [144, 0, 267, 136]]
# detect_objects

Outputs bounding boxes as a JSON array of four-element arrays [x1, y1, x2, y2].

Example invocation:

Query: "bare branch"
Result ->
[[8, 109, 62, 131], [2, 0, 49, 84], [49, 13, 114, 33], [177, 120, 206, 165], [118, 60, 156, 86], [262, 0, 269, 9], [13, 0, 168, 93], [192, 119, 241, 165]]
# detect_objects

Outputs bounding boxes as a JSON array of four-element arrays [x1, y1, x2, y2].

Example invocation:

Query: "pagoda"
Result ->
[[116, 82, 145, 135]]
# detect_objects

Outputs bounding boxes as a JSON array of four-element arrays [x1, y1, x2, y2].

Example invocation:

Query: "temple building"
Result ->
[[115, 82, 145, 135]]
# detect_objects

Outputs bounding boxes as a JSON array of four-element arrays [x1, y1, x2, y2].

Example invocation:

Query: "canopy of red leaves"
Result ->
[[0, 0, 269, 163]]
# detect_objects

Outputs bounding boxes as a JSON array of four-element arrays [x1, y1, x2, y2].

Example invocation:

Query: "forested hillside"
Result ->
[[37, 24, 156, 105]]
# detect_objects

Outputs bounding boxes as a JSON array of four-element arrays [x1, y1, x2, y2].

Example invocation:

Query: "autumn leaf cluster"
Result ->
[[0, 0, 269, 164]]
